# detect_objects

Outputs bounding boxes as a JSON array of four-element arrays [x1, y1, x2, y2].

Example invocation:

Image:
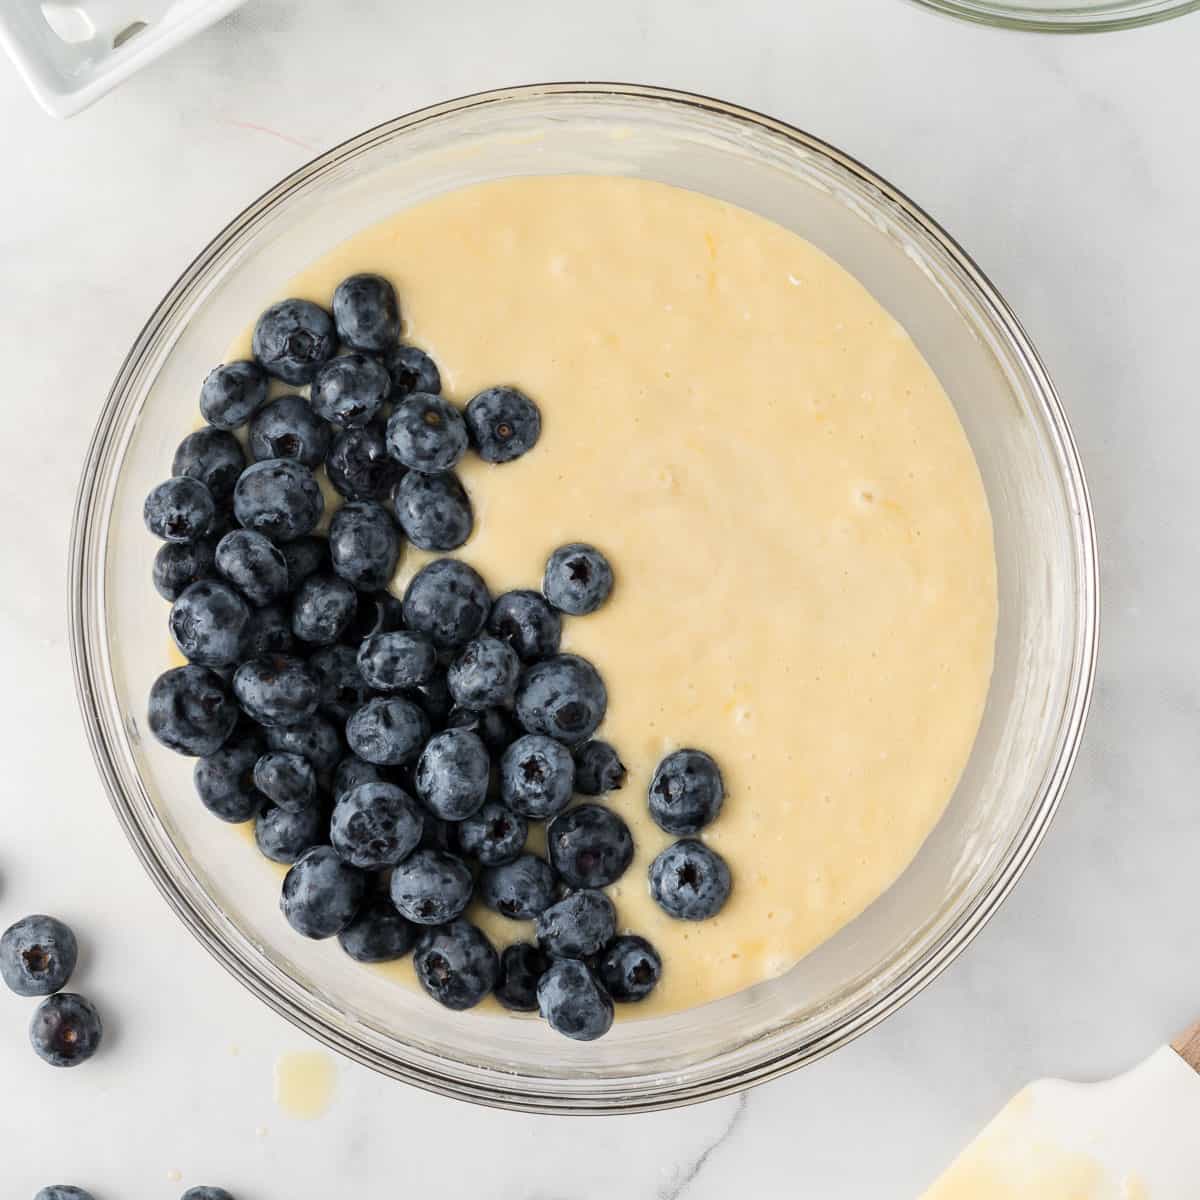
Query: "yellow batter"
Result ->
[[223, 174, 997, 1017]]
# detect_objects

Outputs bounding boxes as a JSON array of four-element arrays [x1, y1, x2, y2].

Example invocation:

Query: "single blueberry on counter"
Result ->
[[329, 500, 402, 592], [383, 344, 441, 399], [465, 386, 541, 463], [648, 748, 725, 835], [478, 853, 557, 920], [345, 696, 430, 766], [535, 889, 615, 960], [499, 734, 574, 819], [332, 273, 402, 352], [391, 470, 473, 551], [241, 602, 296, 658], [537, 959, 613, 1041], [573, 739, 627, 796], [153, 535, 218, 602], [169, 578, 251, 668], [255, 801, 326, 864], [265, 715, 343, 773], [547, 803, 634, 889], [249, 394, 332, 468], [487, 589, 561, 663], [414, 728, 490, 821], [35, 1188, 96, 1200], [280, 845, 366, 939], [338, 893, 416, 963], [199, 359, 268, 430], [310, 353, 391, 429], [308, 643, 373, 723], [514, 653, 607, 745], [29, 993, 103, 1067], [194, 729, 265, 822], [326, 422, 403, 501], [181, 1189, 237, 1200], [215, 529, 289, 606], [413, 919, 499, 1011], [148, 665, 238, 756], [402, 558, 491, 651], [597, 934, 662, 1002], [172, 427, 246, 505], [252, 298, 337, 385], [649, 839, 732, 921], [0, 915, 77, 997], [144, 476, 215, 543], [457, 801, 527, 867], [358, 630, 437, 692], [253, 751, 317, 811], [389, 849, 474, 925], [543, 542, 614, 616], [292, 573, 358, 645], [233, 458, 324, 543], [494, 942, 548, 1012], [233, 654, 320, 728], [386, 392, 468, 473]]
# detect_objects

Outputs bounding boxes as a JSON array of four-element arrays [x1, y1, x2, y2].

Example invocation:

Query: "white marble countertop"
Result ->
[[2, 1, 1198, 1195]]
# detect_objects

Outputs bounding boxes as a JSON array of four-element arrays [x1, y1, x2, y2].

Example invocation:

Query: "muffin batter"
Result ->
[[224, 175, 997, 1018]]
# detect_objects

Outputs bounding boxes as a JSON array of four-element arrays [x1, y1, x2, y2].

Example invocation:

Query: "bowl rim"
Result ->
[[69, 81, 1099, 1113], [908, 0, 1200, 32]]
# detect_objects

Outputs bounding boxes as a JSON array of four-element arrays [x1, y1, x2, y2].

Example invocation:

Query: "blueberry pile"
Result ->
[[1, 914, 102, 1068], [144, 274, 732, 1042]]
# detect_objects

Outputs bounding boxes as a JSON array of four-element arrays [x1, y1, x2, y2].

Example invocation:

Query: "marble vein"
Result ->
[[659, 1092, 750, 1200]]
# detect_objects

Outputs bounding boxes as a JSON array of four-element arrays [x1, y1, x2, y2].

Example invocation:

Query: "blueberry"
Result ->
[[478, 853, 557, 920], [308, 643, 372, 722], [535, 889, 615, 959], [329, 501, 401, 592], [29, 993, 102, 1067], [465, 386, 541, 463], [169, 579, 250, 668], [390, 849, 473, 925], [35, 1188, 95, 1200], [357, 631, 437, 691], [255, 801, 326, 863], [232, 654, 319, 727], [543, 543, 614, 616], [311, 353, 391, 429], [0, 915, 77, 997], [494, 942, 548, 1012], [148, 665, 238, 756], [279, 535, 328, 590], [340, 590, 403, 644], [383, 344, 441, 399], [391, 470, 473, 551], [266, 715, 343, 773], [547, 804, 634, 888], [537, 959, 613, 1041], [332, 273, 401, 352], [172, 427, 246, 505], [487, 589, 561, 662], [144, 477, 215, 542], [242, 603, 296, 657], [457, 801, 527, 866], [407, 670, 454, 726], [252, 298, 337, 385], [413, 919, 498, 1011], [648, 749, 725, 835], [649, 839, 731, 920], [573, 740, 626, 796], [514, 654, 607, 745], [327, 422, 403, 501], [402, 559, 490, 651], [233, 458, 323, 543], [386, 393, 468, 473], [597, 935, 662, 1002], [330, 782, 423, 869], [444, 705, 518, 753], [248, 394, 331, 469], [414, 728, 489, 820], [280, 845, 366, 939], [214, 529, 288, 606], [346, 696, 430, 766], [153, 535, 218, 602], [200, 360, 268, 430], [338, 893, 415, 963], [447, 634, 520, 709], [194, 729, 265, 822], [253, 751, 317, 811], [181, 1189, 236, 1200], [332, 755, 386, 801], [292, 574, 357, 645], [499, 734, 574, 819]]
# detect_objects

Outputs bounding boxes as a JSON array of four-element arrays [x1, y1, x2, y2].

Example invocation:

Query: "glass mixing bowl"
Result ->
[[69, 83, 1098, 1113], [910, 0, 1199, 31]]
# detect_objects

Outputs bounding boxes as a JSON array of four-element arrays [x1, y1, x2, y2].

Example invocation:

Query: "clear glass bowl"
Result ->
[[69, 84, 1098, 1113], [910, 0, 1199, 31]]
